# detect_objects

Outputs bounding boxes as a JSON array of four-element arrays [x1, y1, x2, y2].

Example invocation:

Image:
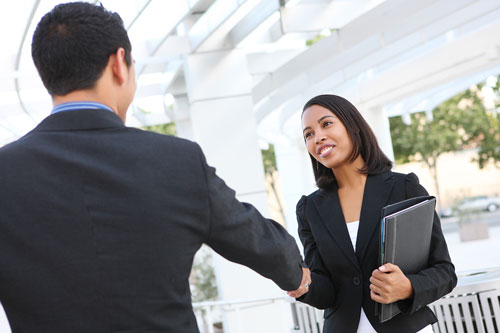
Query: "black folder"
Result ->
[[377, 196, 436, 323]]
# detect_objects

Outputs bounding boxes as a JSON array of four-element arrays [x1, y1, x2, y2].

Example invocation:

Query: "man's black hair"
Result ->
[[31, 2, 132, 96]]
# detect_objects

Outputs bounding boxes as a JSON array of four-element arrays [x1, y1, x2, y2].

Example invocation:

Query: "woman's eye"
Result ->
[[323, 121, 333, 127], [304, 132, 312, 140]]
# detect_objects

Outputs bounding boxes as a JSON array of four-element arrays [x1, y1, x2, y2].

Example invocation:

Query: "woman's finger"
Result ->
[[369, 283, 383, 296]]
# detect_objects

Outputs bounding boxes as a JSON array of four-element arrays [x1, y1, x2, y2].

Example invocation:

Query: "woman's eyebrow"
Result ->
[[303, 115, 335, 133], [317, 115, 335, 123]]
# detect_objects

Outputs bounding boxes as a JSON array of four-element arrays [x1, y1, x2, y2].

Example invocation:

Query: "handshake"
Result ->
[[287, 267, 312, 298]]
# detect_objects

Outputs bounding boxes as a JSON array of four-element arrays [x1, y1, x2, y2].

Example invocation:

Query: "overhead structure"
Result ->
[[1, 0, 499, 148], [0, 0, 387, 145]]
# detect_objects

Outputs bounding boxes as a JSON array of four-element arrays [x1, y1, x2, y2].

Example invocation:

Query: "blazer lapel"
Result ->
[[312, 185, 360, 269], [355, 171, 395, 263]]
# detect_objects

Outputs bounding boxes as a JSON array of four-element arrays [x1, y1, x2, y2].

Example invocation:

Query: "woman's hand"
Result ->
[[369, 263, 414, 304]]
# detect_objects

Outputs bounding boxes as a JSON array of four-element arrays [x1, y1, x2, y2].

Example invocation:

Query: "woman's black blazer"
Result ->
[[296, 171, 457, 333]]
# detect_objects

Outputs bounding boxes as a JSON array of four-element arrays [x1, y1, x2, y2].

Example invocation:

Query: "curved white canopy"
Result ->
[[1, 0, 499, 147]]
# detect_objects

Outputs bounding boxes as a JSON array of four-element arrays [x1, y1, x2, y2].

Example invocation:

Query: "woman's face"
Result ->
[[302, 104, 354, 170]]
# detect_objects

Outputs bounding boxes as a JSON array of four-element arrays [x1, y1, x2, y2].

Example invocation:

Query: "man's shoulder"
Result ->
[[0, 136, 28, 156], [128, 127, 201, 153]]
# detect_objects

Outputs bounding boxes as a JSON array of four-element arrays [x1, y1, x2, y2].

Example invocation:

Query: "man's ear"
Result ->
[[110, 47, 128, 85]]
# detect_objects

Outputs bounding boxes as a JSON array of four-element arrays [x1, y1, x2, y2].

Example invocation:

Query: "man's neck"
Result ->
[[52, 90, 115, 111]]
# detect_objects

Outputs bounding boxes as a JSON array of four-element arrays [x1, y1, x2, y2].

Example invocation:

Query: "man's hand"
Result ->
[[369, 263, 414, 304], [287, 267, 311, 298]]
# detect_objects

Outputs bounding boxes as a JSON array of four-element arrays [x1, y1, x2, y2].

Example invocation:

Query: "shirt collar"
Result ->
[[51, 101, 114, 114]]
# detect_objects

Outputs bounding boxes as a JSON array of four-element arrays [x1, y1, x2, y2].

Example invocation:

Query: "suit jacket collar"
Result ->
[[313, 187, 359, 268], [356, 171, 394, 263], [312, 171, 394, 268], [32, 109, 125, 132]]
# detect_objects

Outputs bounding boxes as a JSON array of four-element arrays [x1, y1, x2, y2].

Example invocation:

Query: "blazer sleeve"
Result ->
[[399, 173, 458, 314], [296, 195, 336, 309], [196, 144, 303, 291]]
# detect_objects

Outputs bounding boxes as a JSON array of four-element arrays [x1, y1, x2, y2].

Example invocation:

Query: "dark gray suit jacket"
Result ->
[[0, 109, 303, 332], [296, 171, 457, 333]]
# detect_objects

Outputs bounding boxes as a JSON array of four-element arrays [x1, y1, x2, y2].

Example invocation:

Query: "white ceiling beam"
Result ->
[[253, 0, 455, 104], [191, 0, 218, 14], [136, 0, 209, 76], [246, 49, 303, 75], [385, 68, 500, 118], [238, 16, 284, 46], [142, 36, 191, 70], [253, 0, 500, 121], [135, 59, 184, 99], [14, 0, 41, 123], [280, 0, 383, 33], [265, 20, 500, 130], [189, 0, 257, 52], [228, 0, 280, 46], [356, 22, 500, 109]]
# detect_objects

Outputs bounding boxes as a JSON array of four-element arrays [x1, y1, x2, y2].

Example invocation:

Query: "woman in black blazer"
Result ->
[[288, 95, 457, 332]]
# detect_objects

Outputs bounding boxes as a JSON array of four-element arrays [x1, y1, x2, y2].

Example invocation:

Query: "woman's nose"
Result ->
[[315, 133, 326, 144]]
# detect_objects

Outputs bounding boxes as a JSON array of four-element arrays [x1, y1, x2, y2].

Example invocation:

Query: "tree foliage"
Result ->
[[142, 122, 177, 136], [390, 83, 500, 168], [389, 79, 500, 207], [261, 143, 278, 174], [477, 77, 500, 167], [189, 247, 218, 302], [306, 29, 336, 46], [261, 144, 286, 224]]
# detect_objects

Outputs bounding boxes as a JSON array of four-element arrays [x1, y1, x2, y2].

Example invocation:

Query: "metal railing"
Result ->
[[193, 296, 292, 333], [193, 268, 500, 333], [430, 268, 500, 333], [290, 302, 323, 333]]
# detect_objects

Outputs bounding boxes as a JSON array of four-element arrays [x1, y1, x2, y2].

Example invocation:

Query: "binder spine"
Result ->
[[389, 217, 397, 263], [380, 218, 386, 264]]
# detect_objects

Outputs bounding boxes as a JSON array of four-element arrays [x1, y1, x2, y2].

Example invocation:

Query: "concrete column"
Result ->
[[362, 107, 395, 162], [273, 137, 316, 250], [184, 49, 293, 333], [171, 94, 194, 140]]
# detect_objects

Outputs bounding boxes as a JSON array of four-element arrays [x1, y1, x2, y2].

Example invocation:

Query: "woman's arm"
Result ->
[[295, 196, 337, 309]]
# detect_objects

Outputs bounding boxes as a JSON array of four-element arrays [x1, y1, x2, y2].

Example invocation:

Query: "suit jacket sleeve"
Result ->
[[196, 144, 303, 291], [399, 173, 458, 314], [296, 195, 336, 309]]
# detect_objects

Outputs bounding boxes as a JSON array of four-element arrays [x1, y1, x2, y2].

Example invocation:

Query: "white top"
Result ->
[[345, 221, 433, 333]]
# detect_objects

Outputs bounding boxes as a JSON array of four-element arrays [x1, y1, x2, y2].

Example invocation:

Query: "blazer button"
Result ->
[[353, 277, 361, 286]]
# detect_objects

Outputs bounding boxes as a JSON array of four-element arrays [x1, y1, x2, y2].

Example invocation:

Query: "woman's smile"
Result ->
[[318, 144, 335, 157]]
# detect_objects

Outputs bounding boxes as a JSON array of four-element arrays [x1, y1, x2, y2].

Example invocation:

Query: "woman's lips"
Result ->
[[318, 144, 335, 158]]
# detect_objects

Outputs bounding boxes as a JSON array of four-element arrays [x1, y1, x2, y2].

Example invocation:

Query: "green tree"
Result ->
[[261, 144, 286, 223], [390, 83, 500, 210], [142, 122, 177, 136], [189, 247, 218, 302], [476, 76, 500, 168], [261, 143, 277, 175], [306, 29, 336, 46]]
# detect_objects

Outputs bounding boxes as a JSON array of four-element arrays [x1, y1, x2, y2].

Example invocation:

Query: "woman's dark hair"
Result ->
[[302, 94, 392, 190], [31, 2, 132, 96]]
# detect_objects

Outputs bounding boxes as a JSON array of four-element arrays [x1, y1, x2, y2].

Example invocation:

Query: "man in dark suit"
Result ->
[[0, 2, 310, 332]]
